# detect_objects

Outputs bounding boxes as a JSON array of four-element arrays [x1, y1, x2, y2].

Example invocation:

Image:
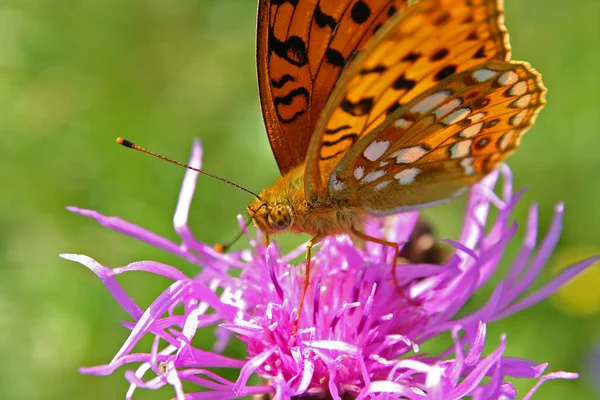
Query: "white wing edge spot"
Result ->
[[470, 112, 486, 122], [498, 70, 518, 87], [459, 122, 483, 138], [391, 146, 428, 164], [330, 171, 344, 191], [354, 166, 365, 180], [499, 131, 515, 150], [363, 140, 390, 161], [510, 94, 531, 108], [410, 91, 451, 114], [450, 141, 472, 159], [460, 158, 475, 175], [375, 180, 391, 191], [394, 118, 411, 129], [362, 170, 386, 183], [473, 68, 499, 82], [509, 110, 527, 126], [510, 81, 528, 96], [394, 168, 421, 185], [442, 107, 471, 125]]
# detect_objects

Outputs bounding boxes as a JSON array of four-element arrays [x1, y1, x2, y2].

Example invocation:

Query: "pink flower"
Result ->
[[62, 140, 597, 399]]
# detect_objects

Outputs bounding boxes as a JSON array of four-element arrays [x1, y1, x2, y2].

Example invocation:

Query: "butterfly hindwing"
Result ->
[[304, 0, 513, 199], [329, 61, 546, 215], [257, 0, 409, 174]]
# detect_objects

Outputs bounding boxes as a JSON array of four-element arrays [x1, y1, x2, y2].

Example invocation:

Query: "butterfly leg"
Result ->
[[293, 233, 325, 335], [351, 228, 415, 304]]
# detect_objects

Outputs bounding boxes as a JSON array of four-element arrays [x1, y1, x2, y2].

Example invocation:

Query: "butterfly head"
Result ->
[[247, 201, 293, 235]]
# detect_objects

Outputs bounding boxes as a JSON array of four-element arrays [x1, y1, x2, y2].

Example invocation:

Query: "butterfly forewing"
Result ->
[[329, 61, 546, 215], [257, 0, 408, 174], [304, 0, 513, 197]]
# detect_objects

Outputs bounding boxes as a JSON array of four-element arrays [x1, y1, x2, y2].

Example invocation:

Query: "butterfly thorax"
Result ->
[[247, 164, 364, 238]]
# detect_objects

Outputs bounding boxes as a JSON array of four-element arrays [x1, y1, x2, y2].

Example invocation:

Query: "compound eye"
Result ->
[[267, 205, 292, 230]]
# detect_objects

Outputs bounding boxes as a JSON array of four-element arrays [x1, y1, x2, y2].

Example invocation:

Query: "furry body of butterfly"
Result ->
[[248, 165, 363, 239]]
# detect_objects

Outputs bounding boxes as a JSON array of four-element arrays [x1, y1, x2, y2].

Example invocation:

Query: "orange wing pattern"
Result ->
[[304, 0, 513, 198], [329, 61, 546, 215], [257, 0, 408, 174]]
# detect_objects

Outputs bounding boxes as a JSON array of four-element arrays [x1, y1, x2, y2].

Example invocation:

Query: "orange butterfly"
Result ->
[[248, 0, 545, 321]]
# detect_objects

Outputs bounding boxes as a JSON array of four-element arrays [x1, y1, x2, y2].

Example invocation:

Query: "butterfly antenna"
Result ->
[[213, 215, 254, 253], [116, 137, 265, 202]]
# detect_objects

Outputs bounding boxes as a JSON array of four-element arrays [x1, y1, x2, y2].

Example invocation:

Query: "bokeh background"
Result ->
[[1, 0, 599, 398]]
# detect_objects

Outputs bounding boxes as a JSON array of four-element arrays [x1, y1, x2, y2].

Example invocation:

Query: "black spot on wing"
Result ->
[[402, 52, 422, 62], [269, 33, 308, 67], [472, 97, 491, 110], [321, 133, 358, 147], [386, 102, 401, 116], [319, 148, 347, 161], [314, 3, 337, 30], [430, 48, 449, 61], [475, 137, 490, 149], [325, 48, 345, 67], [435, 65, 457, 81], [351, 1, 371, 24], [473, 45, 486, 59], [466, 30, 479, 41], [270, 74, 295, 89], [359, 64, 387, 75], [274, 87, 310, 123], [434, 12, 451, 26], [325, 125, 352, 135], [340, 97, 374, 116], [393, 74, 416, 90], [484, 118, 500, 128]]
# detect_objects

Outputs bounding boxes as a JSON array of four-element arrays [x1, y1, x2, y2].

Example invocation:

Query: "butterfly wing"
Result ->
[[331, 61, 545, 214], [303, 0, 544, 209], [257, 0, 409, 174]]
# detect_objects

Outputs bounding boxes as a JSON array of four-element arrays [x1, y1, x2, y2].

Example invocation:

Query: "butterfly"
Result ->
[[245, 0, 545, 326]]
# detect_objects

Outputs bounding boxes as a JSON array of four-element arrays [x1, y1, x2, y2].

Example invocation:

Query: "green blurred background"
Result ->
[[1, 0, 599, 398]]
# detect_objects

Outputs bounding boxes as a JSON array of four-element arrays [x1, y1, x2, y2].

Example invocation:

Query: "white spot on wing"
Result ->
[[510, 81, 528, 96], [498, 70, 518, 86], [375, 180, 391, 191], [450, 141, 472, 158], [442, 107, 471, 125], [363, 140, 390, 161], [470, 112, 486, 122], [330, 171, 344, 191], [499, 131, 514, 150], [354, 166, 364, 180], [394, 118, 411, 129], [459, 122, 483, 138], [410, 91, 451, 114], [473, 68, 499, 82], [394, 168, 420, 185], [362, 170, 386, 183], [434, 98, 462, 119], [460, 158, 475, 175], [391, 146, 427, 164], [510, 94, 531, 108], [509, 110, 527, 126]]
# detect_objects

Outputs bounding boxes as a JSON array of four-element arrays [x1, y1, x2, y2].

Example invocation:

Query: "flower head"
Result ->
[[62, 140, 597, 399]]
